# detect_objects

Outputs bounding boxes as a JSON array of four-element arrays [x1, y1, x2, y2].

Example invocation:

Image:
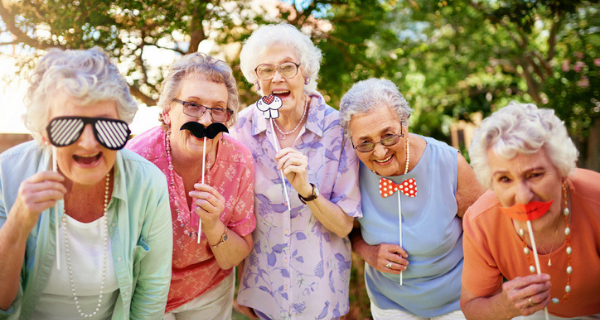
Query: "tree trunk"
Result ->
[[586, 117, 600, 172]]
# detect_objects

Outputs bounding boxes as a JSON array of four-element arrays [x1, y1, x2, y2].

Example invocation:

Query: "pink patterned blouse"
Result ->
[[126, 126, 256, 312]]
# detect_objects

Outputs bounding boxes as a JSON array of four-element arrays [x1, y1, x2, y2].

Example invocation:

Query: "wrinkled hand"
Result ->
[[10, 171, 66, 232], [500, 274, 551, 317], [190, 183, 225, 229], [233, 300, 258, 319], [365, 243, 408, 275], [275, 148, 310, 196]]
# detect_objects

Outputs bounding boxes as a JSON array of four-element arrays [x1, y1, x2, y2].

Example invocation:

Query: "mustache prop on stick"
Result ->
[[254, 95, 292, 213], [180, 122, 228, 243]]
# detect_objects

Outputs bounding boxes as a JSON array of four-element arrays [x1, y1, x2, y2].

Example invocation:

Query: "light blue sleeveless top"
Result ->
[[359, 136, 463, 317]]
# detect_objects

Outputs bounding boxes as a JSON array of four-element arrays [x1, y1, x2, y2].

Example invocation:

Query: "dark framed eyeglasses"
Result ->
[[352, 130, 404, 153], [173, 99, 233, 123], [255, 62, 301, 80], [46, 116, 131, 150]]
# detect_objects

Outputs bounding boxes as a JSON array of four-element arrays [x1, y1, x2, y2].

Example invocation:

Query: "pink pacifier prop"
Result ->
[[256, 95, 291, 212]]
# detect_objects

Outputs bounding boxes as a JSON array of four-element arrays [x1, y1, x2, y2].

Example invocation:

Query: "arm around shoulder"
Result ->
[[456, 153, 487, 218]]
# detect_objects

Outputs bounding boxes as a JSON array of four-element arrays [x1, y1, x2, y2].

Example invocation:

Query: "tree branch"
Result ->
[[128, 85, 157, 106], [547, 15, 563, 61], [0, 1, 65, 50]]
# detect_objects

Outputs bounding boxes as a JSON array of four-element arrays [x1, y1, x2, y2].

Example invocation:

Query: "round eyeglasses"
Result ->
[[352, 133, 403, 153], [173, 99, 233, 123], [255, 62, 301, 80]]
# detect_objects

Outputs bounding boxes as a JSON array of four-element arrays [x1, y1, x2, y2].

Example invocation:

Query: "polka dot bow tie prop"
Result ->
[[379, 177, 417, 286], [379, 178, 417, 198]]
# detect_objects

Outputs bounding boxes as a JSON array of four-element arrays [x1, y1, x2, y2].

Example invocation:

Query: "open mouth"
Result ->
[[73, 152, 101, 165], [272, 90, 291, 99], [374, 155, 393, 164]]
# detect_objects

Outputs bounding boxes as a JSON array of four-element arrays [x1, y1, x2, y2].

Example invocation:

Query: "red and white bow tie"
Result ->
[[379, 177, 417, 198]]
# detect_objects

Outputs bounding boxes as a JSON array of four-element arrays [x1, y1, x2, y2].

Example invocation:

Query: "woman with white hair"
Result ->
[[0, 47, 172, 319], [461, 102, 600, 319], [230, 23, 362, 320], [339, 78, 485, 320], [127, 52, 256, 320]]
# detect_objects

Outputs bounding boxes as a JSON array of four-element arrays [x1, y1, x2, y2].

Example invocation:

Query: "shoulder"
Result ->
[[569, 169, 600, 199], [463, 190, 501, 228], [221, 134, 254, 165], [422, 136, 457, 155], [0, 140, 42, 161], [126, 127, 164, 161], [118, 148, 167, 186], [0, 141, 45, 173]]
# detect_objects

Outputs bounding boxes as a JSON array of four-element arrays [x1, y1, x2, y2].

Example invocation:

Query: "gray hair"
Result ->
[[469, 101, 578, 188], [239, 23, 322, 94], [339, 78, 411, 140], [24, 47, 137, 143], [157, 52, 239, 127]]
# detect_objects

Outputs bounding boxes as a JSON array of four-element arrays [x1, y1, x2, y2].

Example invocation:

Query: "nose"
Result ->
[[197, 109, 213, 126], [514, 181, 534, 204], [371, 143, 388, 159], [77, 124, 98, 149], [272, 70, 284, 82]]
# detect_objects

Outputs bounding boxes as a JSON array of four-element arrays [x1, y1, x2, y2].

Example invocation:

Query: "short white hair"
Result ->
[[469, 101, 578, 188], [339, 78, 411, 140], [157, 52, 239, 128], [24, 47, 137, 143], [239, 23, 322, 94]]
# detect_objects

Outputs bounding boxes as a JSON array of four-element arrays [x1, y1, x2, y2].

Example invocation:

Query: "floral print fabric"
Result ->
[[230, 92, 362, 320]]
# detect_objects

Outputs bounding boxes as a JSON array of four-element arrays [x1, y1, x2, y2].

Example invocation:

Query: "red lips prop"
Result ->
[[499, 200, 553, 221]]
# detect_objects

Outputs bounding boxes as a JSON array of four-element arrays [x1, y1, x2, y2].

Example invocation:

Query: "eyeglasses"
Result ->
[[352, 131, 403, 153], [255, 62, 301, 80], [46, 116, 131, 150], [173, 99, 233, 123]]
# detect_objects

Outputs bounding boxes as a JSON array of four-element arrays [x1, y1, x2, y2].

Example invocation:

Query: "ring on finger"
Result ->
[[385, 262, 393, 268], [528, 298, 533, 307]]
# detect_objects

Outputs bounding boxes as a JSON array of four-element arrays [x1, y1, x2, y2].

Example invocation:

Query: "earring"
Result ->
[[304, 77, 310, 85], [255, 81, 261, 91]]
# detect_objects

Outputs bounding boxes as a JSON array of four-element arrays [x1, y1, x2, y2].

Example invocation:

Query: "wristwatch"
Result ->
[[211, 228, 228, 248], [298, 183, 320, 204]]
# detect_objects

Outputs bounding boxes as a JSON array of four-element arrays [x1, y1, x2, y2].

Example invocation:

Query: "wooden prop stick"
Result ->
[[197, 137, 207, 244], [526, 220, 550, 320], [52, 147, 60, 270], [397, 192, 403, 286]]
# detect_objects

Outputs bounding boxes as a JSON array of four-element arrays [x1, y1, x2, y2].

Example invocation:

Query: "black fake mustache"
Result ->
[[180, 122, 228, 139]]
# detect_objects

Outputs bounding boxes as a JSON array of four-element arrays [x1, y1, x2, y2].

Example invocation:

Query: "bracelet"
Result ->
[[210, 228, 228, 248]]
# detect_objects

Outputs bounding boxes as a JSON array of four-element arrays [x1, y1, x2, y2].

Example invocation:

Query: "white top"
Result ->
[[32, 214, 119, 319]]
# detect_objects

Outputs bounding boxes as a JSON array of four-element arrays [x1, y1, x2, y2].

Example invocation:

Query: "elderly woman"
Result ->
[[229, 23, 362, 319], [339, 78, 485, 319], [461, 102, 600, 319], [0, 48, 172, 319], [126, 52, 255, 320]]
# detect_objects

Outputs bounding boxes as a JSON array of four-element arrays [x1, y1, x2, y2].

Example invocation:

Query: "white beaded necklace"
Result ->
[[62, 173, 110, 318], [273, 95, 309, 140], [403, 135, 410, 175]]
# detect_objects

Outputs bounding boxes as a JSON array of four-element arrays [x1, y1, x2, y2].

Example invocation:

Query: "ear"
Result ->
[[162, 110, 171, 125]]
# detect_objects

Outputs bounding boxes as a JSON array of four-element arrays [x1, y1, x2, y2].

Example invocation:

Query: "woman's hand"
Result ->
[[275, 148, 311, 197], [10, 171, 66, 232], [190, 183, 225, 229], [233, 300, 258, 319], [499, 274, 552, 316], [364, 243, 409, 275]]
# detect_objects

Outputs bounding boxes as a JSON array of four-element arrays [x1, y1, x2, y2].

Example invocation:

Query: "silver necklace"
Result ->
[[273, 95, 309, 140], [62, 173, 110, 318]]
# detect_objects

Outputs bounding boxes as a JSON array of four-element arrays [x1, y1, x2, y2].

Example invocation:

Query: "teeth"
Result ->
[[272, 91, 289, 94], [78, 153, 100, 158], [375, 155, 393, 163]]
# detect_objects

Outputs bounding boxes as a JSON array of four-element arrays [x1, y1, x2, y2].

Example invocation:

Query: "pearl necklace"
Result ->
[[519, 183, 572, 305], [165, 130, 198, 238], [403, 135, 410, 175], [273, 95, 309, 140], [62, 173, 110, 318]]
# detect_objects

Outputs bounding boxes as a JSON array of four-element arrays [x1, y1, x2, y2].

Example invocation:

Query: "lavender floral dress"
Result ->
[[230, 92, 362, 320]]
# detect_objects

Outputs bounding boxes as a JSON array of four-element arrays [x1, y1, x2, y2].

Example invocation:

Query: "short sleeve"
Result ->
[[226, 149, 256, 237], [330, 135, 362, 219]]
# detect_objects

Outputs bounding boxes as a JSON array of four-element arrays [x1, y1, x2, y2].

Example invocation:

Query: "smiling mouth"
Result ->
[[374, 155, 393, 164], [272, 90, 291, 98], [73, 152, 101, 165]]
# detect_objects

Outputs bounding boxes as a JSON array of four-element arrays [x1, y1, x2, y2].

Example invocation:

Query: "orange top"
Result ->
[[463, 169, 600, 317]]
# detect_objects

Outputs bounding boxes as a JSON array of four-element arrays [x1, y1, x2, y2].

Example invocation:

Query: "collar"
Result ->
[[250, 92, 326, 138]]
